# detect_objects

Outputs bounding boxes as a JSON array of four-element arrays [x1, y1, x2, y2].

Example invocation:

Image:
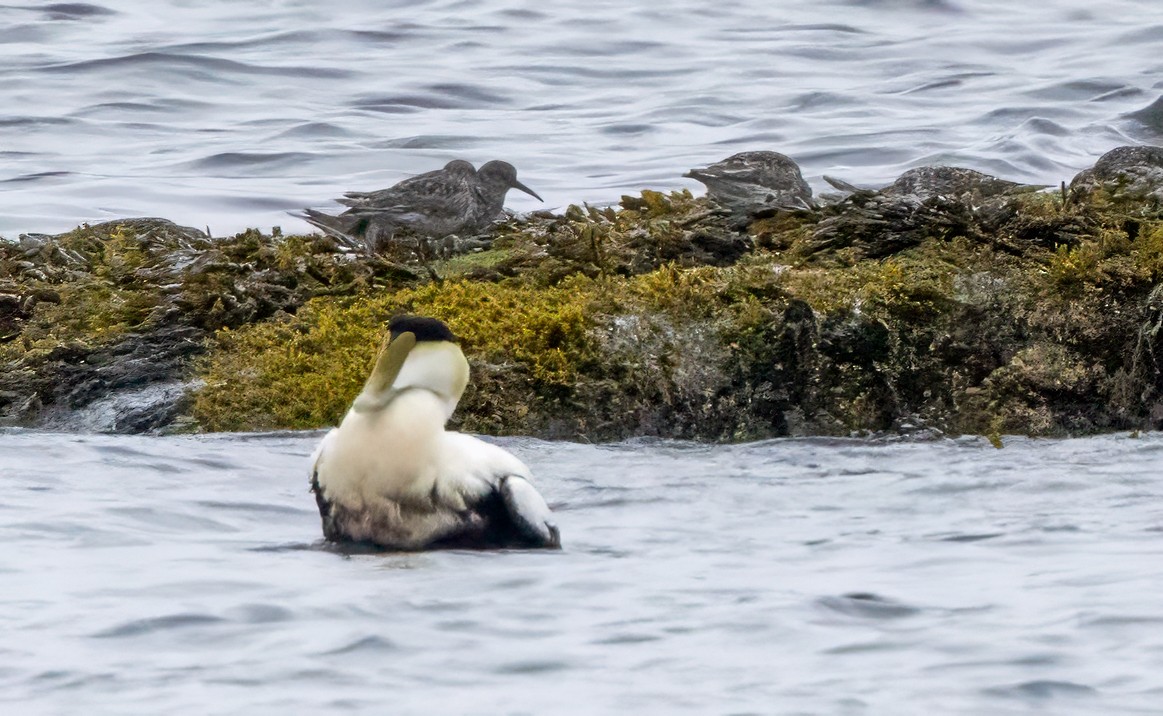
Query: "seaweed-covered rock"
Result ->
[[4, 148, 1163, 440], [1069, 145, 1163, 204], [808, 166, 1049, 259], [0, 218, 418, 431]]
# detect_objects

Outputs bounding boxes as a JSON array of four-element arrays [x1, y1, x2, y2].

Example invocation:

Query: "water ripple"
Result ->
[[983, 679, 1099, 700], [37, 52, 352, 79], [92, 613, 227, 638]]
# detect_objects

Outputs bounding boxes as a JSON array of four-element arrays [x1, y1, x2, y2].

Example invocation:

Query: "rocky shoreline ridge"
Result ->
[[2, 145, 1162, 441]]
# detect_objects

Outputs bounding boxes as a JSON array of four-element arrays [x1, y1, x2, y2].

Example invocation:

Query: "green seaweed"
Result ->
[[5, 180, 1163, 439]]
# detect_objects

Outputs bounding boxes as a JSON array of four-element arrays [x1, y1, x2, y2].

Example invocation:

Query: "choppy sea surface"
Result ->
[[2, 429, 1161, 714], [1, 0, 1161, 236]]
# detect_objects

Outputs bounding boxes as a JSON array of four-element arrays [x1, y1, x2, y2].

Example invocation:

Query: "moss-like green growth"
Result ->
[[193, 277, 602, 431], [174, 185, 1163, 440], [0, 219, 422, 427], [5, 165, 1163, 439]]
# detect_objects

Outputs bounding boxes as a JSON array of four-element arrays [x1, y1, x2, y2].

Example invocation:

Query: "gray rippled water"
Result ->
[[2, 429, 1161, 714], [0, 0, 1160, 236]]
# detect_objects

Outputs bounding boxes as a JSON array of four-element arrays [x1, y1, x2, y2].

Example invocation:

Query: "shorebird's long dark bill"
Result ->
[[513, 180, 543, 202]]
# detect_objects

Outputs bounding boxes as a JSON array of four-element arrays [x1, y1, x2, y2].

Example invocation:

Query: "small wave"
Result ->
[[497, 8, 548, 21], [273, 122, 355, 140], [107, 506, 237, 533], [1126, 96, 1163, 134], [247, 542, 322, 553], [782, 23, 867, 33], [165, 30, 320, 54], [92, 613, 226, 638], [42, 3, 116, 20], [983, 679, 1098, 700], [195, 500, 305, 516], [0, 116, 74, 128], [1080, 614, 1163, 628], [1027, 79, 1134, 102], [899, 78, 965, 94], [0, 171, 74, 184], [816, 592, 922, 619], [823, 639, 910, 654], [188, 152, 316, 172], [92, 443, 154, 459], [319, 634, 397, 656], [493, 659, 571, 675], [499, 63, 690, 82], [37, 52, 352, 80], [593, 632, 662, 645], [1019, 117, 1071, 136], [601, 123, 656, 136], [351, 88, 510, 112], [933, 531, 1005, 542], [227, 604, 294, 624], [0, 24, 53, 43], [73, 101, 169, 115], [548, 39, 668, 58], [344, 27, 411, 40], [371, 134, 486, 150], [423, 82, 512, 105], [1116, 24, 1163, 44]]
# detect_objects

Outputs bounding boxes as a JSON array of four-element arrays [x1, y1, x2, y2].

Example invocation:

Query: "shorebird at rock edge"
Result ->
[[685, 150, 815, 222], [297, 160, 542, 255], [822, 166, 1046, 203], [309, 315, 561, 551]]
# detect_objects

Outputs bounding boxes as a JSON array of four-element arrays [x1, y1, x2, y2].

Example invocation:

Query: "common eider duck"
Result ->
[[309, 315, 560, 550]]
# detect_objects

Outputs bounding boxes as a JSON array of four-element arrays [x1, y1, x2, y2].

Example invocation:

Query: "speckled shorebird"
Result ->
[[823, 166, 1044, 203], [684, 151, 815, 220], [298, 159, 542, 253]]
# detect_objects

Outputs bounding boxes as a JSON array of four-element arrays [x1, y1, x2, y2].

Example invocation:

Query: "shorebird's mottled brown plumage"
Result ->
[[298, 159, 541, 253], [823, 166, 1044, 203], [685, 151, 815, 220]]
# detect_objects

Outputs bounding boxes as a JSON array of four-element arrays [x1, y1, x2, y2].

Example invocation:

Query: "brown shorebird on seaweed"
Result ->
[[685, 150, 816, 223], [297, 159, 542, 255]]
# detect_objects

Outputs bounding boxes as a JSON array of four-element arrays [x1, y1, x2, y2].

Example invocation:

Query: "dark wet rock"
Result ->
[[807, 189, 1007, 258], [818, 314, 891, 366], [684, 151, 814, 224], [1069, 145, 1163, 204], [0, 218, 421, 432]]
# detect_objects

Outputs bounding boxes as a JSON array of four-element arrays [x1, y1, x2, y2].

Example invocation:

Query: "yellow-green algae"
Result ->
[[4, 183, 1163, 439], [189, 187, 1163, 439]]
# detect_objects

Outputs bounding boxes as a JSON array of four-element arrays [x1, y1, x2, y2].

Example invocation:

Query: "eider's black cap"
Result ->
[[388, 315, 457, 343]]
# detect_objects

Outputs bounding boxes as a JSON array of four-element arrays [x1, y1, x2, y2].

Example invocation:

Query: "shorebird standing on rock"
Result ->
[[684, 150, 815, 222], [298, 159, 542, 256]]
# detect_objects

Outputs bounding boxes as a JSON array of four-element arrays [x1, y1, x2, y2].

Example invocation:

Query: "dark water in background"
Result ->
[[1, 430, 1161, 714], [0, 0, 1161, 236]]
